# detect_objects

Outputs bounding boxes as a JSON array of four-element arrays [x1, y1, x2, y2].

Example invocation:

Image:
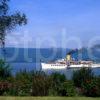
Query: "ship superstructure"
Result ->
[[41, 52, 100, 70]]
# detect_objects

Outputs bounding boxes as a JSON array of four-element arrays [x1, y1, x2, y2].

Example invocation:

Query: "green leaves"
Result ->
[[72, 68, 100, 97], [15, 70, 32, 96], [0, 0, 27, 49], [72, 68, 94, 87], [0, 0, 9, 15], [0, 59, 11, 81], [32, 71, 52, 96]]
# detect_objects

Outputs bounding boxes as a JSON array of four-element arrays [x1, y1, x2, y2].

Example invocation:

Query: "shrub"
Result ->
[[72, 68, 94, 87], [49, 73, 67, 96], [49, 73, 76, 96], [32, 71, 52, 96], [0, 59, 12, 81], [82, 76, 100, 97], [72, 68, 100, 97], [48, 88, 58, 96], [61, 81, 76, 96], [14, 70, 32, 96], [0, 59, 12, 95]]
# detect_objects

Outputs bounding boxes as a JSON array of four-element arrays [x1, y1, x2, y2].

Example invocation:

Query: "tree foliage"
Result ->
[[0, 59, 12, 95], [0, 59, 11, 81], [0, 0, 27, 49]]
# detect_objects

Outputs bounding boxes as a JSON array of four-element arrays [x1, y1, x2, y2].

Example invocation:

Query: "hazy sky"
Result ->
[[6, 0, 100, 48]]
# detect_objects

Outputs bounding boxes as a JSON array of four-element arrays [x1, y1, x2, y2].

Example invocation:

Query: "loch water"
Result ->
[[0, 48, 100, 78]]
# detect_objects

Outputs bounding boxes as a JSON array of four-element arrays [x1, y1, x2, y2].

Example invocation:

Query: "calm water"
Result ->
[[0, 48, 100, 78], [10, 62, 100, 79]]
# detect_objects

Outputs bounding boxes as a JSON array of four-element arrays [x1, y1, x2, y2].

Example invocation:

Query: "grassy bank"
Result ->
[[0, 97, 100, 100]]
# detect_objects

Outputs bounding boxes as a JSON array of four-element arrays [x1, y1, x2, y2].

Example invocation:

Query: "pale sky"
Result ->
[[6, 0, 100, 48]]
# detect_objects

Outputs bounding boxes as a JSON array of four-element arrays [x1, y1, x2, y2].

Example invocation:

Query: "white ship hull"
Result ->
[[41, 63, 100, 70], [41, 63, 67, 70]]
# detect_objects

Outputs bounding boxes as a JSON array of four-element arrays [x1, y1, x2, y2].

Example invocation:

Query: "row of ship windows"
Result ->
[[51, 65, 66, 66]]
